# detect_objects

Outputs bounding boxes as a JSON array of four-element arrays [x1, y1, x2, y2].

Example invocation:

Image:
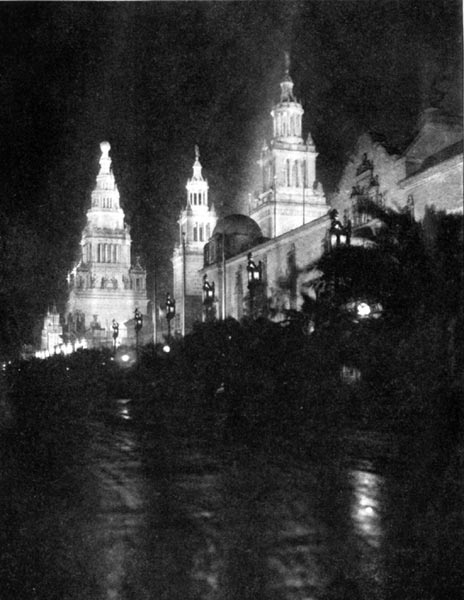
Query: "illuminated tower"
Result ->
[[172, 146, 217, 335], [66, 141, 148, 347], [250, 53, 328, 237]]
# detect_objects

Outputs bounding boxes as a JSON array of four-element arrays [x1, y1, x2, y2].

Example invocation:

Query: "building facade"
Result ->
[[172, 146, 217, 335], [249, 55, 327, 238], [173, 60, 331, 329], [201, 214, 330, 324], [330, 107, 463, 231], [66, 142, 149, 348]]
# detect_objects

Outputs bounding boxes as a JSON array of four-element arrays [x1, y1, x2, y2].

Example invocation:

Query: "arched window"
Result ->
[[199, 225, 204, 242], [286, 159, 291, 187], [206, 223, 211, 239], [293, 162, 299, 187], [112, 245, 117, 263], [193, 223, 198, 242]]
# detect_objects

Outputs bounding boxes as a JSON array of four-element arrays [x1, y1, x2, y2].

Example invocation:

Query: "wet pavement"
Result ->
[[0, 397, 462, 599]]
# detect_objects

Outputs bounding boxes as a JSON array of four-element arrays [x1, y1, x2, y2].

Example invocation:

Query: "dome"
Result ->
[[212, 214, 262, 240], [204, 214, 264, 266]]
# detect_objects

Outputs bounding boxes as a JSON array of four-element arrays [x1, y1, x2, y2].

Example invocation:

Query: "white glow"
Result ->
[[163, 345, 171, 353], [351, 466, 383, 547], [121, 354, 130, 363], [120, 407, 131, 420], [357, 302, 372, 318]]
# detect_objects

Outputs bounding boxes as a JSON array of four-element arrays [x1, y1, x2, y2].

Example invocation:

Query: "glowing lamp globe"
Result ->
[[357, 302, 372, 319]]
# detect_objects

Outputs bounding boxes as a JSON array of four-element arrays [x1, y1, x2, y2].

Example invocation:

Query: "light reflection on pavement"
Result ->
[[1, 399, 459, 599]]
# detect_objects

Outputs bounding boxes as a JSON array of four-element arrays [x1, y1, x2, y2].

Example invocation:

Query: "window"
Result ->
[[199, 226, 204, 242], [286, 159, 291, 187], [293, 162, 299, 187], [193, 223, 198, 242]]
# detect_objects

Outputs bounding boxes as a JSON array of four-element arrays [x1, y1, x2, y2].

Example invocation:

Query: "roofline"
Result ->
[[398, 152, 463, 188]]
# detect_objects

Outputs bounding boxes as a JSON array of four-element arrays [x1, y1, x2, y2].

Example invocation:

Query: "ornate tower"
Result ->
[[250, 53, 328, 237], [172, 146, 217, 335], [66, 142, 148, 347]]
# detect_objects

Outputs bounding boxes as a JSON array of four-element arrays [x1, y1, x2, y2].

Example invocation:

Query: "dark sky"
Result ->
[[0, 0, 461, 343]]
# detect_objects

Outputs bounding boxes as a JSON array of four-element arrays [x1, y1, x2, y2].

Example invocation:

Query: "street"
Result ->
[[0, 395, 461, 599]]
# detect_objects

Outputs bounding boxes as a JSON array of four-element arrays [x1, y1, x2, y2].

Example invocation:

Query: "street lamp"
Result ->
[[165, 293, 176, 342], [329, 209, 351, 249], [247, 252, 262, 317], [202, 274, 215, 322], [112, 319, 119, 352], [134, 308, 143, 356], [344, 299, 383, 322]]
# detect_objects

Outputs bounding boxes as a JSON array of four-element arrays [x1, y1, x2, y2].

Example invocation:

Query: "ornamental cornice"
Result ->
[[84, 226, 128, 235]]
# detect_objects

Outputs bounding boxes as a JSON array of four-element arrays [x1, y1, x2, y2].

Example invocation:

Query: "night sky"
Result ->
[[0, 0, 461, 344]]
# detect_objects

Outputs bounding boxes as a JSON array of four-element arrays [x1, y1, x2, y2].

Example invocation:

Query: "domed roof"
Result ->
[[212, 214, 262, 239]]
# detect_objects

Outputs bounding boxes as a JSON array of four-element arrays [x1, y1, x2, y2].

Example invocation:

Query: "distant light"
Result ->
[[120, 407, 131, 420], [121, 354, 130, 363], [357, 302, 371, 318], [163, 345, 171, 353], [340, 364, 361, 384], [360, 505, 376, 517]]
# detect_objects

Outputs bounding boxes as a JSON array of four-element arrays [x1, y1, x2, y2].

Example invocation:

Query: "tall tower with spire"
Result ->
[[66, 141, 148, 347], [250, 52, 328, 237], [172, 146, 217, 335]]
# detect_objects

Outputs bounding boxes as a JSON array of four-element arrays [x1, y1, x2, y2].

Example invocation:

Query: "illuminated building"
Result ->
[[329, 109, 463, 234], [173, 58, 331, 328], [65, 142, 148, 347], [172, 146, 217, 335]]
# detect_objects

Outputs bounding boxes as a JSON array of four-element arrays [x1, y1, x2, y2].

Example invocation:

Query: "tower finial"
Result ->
[[191, 144, 204, 182], [99, 141, 112, 176], [284, 50, 290, 74], [280, 51, 296, 102]]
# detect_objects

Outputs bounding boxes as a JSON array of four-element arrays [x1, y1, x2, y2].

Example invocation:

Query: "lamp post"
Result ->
[[329, 209, 351, 250], [202, 274, 215, 322], [112, 319, 119, 353], [344, 299, 383, 322], [165, 293, 176, 343], [134, 308, 143, 358], [247, 252, 262, 317], [182, 231, 186, 336]]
